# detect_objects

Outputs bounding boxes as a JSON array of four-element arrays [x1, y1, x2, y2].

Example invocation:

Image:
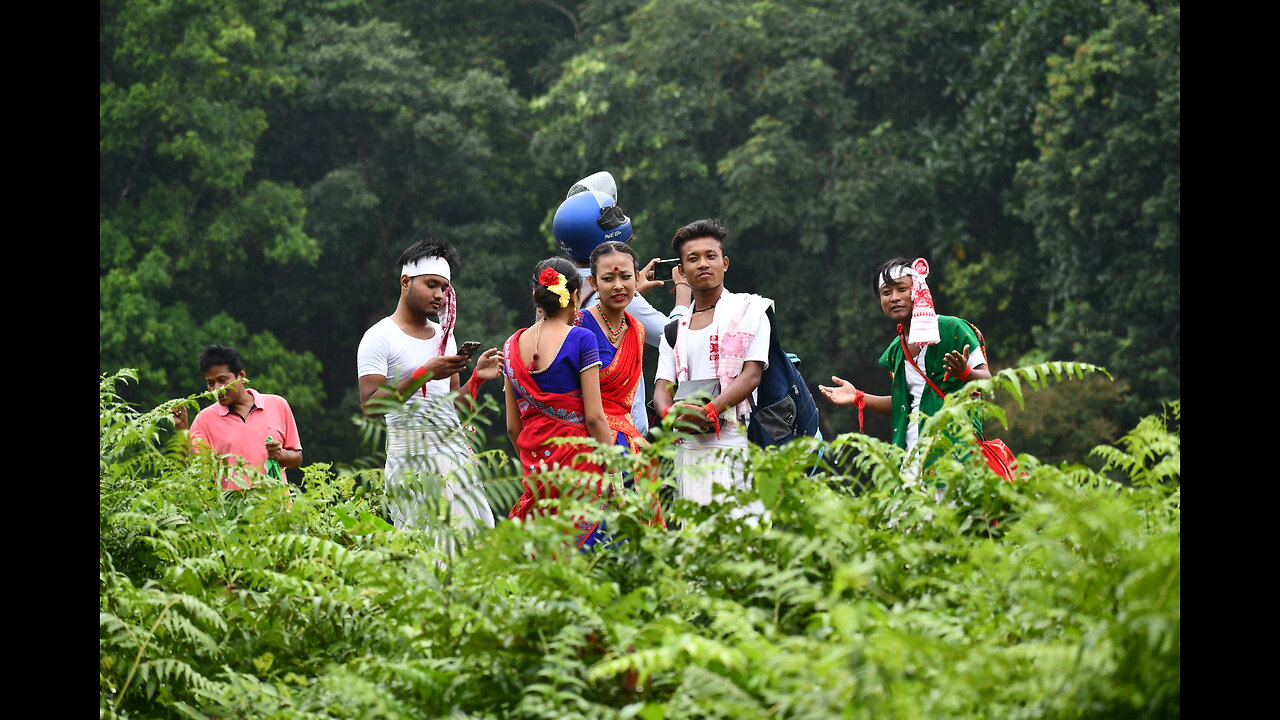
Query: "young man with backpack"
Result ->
[[653, 219, 774, 513]]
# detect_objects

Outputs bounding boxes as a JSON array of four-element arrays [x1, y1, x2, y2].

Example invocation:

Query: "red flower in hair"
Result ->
[[538, 267, 561, 286]]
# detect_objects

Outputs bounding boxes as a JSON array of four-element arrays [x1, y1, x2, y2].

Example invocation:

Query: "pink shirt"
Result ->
[[188, 389, 302, 490]]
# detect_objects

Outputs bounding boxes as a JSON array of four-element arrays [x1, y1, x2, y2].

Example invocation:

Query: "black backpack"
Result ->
[[664, 306, 820, 447]]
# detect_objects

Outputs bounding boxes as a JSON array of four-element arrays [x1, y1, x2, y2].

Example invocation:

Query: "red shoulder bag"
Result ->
[[898, 328, 1019, 482]]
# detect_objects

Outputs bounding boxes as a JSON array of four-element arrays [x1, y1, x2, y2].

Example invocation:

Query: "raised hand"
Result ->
[[473, 348, 504, 381], [942, 344, 971, 380], [635, 257, 664, 296], [171, 404, 189, 431], [818, 376, 859, 405], [671, 264, 692, 306], [422, 353, 469, 380]]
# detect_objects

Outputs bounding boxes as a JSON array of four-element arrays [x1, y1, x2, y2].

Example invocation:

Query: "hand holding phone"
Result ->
[[637, 258, 681, 296], [652, 258, 680, 276]]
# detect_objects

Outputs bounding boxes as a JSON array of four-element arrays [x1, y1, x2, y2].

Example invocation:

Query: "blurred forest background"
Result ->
[[100, 0, 1179, 470]]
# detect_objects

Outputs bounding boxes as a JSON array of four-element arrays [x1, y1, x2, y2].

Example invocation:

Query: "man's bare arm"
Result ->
[[359, 354, 469, 416]]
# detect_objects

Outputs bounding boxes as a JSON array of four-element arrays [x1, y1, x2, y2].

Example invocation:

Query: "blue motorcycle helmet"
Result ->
[[552, 189, 632, 263]]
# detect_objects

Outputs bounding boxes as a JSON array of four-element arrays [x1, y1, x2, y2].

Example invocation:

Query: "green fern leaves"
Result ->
[[101, 368, 1178, 718]]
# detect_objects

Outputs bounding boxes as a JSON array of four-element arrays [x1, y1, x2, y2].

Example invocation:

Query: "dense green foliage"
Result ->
[[101, 0, 1180, 468], [1014, 1, 1180, 422], [101, 367, 1179, 717]]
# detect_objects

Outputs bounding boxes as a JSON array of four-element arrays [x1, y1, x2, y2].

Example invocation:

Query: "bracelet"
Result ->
[[853, 389, 865, 433], [466, 372, 484, 400], [661, 405, 672, 419], [956, 364, 973, 381], [410, 364, 430, 396], [702, 402, 721, 439]]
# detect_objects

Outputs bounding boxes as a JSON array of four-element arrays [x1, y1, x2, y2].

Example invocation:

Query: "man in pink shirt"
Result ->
[[173, 345, 303, 490]]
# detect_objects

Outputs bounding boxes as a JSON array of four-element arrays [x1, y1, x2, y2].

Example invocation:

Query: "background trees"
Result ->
[[1014, 1, 1180, 424], [101, 0, 325, 435], [101, 0, 1180, 468]]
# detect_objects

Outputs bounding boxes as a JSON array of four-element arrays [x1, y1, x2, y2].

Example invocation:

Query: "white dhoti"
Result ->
[[384, 423, 495, 539], [672, 428, 766, 524]]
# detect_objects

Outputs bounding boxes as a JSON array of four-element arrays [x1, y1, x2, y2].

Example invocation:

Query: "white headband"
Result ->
[[402, 256, 451, 281], [879, 263, 917, 288]]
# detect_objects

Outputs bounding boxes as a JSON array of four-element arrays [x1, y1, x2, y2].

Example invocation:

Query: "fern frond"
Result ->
[[264, 533, 382, 576], [100, 612, 140, 648], [588, 633, 747, 686], [162, 592, 228, 634], [164, 556, 227, 588], [138, 657, 221, 697], [238, 566, 327, 596], [672, 664, 767, 717], [156, 612, 221, 653], [1090, 401, 1180, 487]]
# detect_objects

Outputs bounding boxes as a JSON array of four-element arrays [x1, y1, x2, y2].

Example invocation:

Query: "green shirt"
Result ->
[[877, 315, 984, 450]]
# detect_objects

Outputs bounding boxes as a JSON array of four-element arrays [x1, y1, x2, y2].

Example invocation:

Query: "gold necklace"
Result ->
[[599, 309, 626, 344], [531, 316, 573, 370], [530, 320, 544, 370]]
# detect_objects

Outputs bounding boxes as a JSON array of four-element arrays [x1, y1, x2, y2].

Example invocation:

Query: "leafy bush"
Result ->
[[101, 365, 1179, 718]]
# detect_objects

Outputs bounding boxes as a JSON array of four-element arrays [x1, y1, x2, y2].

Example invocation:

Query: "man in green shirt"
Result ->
[[819, 258, 991, 455]]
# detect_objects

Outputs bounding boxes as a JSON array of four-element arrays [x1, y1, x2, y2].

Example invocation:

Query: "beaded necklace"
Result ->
[[599, 309, 626, 344]]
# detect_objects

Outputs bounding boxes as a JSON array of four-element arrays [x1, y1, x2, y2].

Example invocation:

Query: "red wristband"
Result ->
[[410, 364, 431, 396], [702, 402, 721, 439], [661, 405, 672, 419], [956, 364, 972, 381], [853, 389, 865, 433], [466, 372, 484, 400]]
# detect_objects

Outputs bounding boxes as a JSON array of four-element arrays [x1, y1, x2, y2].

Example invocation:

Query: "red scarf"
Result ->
[[592, 311, 665, 529], [597, 311, 645, 452], [503, 328, 605, 530]]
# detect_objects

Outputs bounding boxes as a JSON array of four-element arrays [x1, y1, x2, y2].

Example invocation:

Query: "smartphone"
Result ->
[[458, 341, 482, 358], [652, 258, 681, 276]]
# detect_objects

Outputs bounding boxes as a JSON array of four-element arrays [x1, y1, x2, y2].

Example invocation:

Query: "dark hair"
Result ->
[[531, 256, 583, 316], [588, 240, 639, 276], [671, 218, 728, 257], [199, 344, 245, 375], [397, 239, 460, 274], [872, 258, 913, 295]]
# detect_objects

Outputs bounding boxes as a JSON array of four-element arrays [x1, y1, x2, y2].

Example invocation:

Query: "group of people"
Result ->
[[173, 172, 992, 548]]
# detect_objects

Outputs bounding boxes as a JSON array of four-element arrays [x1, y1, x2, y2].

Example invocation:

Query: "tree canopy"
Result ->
[[101, 0, 1180, 468]]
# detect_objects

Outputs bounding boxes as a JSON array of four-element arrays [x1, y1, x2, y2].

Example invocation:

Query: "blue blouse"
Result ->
[[576, 310, 620, 370], [518, 325, 601, 396]]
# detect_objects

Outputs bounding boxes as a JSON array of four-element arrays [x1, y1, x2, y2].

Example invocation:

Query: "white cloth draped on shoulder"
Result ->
[[672, 289, 773, 425]]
